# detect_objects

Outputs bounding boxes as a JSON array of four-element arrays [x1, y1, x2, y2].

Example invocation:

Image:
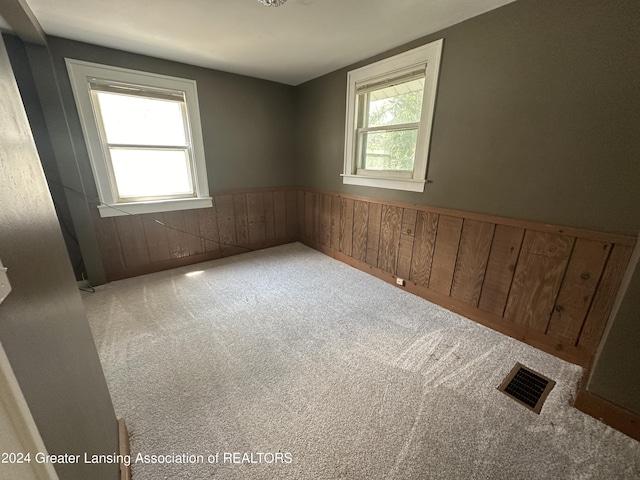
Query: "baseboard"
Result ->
[[575, 390, 640, 442], [299, 237, 592, 367], [118, 419, 131, 480]]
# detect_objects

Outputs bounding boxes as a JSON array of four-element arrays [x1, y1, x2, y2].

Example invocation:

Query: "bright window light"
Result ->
[[66, 58, 212, 217]]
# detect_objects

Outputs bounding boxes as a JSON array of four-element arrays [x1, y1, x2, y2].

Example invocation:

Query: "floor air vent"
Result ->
[[497, 363, 555, 414]]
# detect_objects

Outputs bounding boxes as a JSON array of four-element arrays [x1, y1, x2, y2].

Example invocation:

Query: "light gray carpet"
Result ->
[[83, 243, 640, 480]]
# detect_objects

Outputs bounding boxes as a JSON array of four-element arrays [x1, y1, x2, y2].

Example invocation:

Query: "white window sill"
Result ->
[[341, 174, 426, 192], [97, 197, 213, 218]]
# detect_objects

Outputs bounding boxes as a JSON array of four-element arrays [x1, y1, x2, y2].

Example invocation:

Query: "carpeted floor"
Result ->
[[83, 243, 640, 479]]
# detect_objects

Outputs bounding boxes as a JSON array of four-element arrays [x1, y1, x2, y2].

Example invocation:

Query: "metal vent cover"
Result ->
[[497, 363, 556, 414]]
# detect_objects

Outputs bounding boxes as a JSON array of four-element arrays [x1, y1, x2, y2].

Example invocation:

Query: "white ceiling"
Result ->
[[24, 0, 516, 85]]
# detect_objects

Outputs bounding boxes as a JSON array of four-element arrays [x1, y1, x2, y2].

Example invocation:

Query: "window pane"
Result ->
[[95, 92, 187, 146], [361, 129, 417, 171], [110, 149, 193, 198], [364, 78, 424, 128]]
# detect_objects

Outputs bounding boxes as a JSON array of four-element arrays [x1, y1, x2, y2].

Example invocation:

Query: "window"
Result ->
[[342, 39, 443, 192], [66, 59, 211, 217]]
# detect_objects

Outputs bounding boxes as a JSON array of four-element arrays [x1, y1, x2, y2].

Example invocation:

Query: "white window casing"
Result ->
[[66, 59, 212, 217], [342, 39, 443, 192]]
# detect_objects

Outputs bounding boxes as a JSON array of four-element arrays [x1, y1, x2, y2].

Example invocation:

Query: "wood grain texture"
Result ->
[[304, 191, 313, 240], [115, 214, 150, 267], [504, 231, 574, 331], [320, 194, 332, 246], [263, 191, 275, 241], [93, 214, 126, 275], [183, 209, 203, 256], [478, 225, 524, 316], [233, 193, 249, 246], [285, 190, 297, 238], [366, 202, 383, 267], [273, 190, 286, 239], [396, 209, 417, 279], [141, 217, 169, 261], [578, 244, 634, 352], [377, 205, 402, 274], [215, 194, 236, 247], [297, 190, 305, 238], [429, 215, 463, 295], [450, 220, 495, 307], [330, 195, 341, 251], [163, 211, 189, 258], [313, 192, 322, 243], [340, 198, 354, 256], [409, 211, 438, 287], [246, 192, 266, 245], [198, 206, 220, 252], [352, 200, 369, 263], [547, 239, 611, 343]]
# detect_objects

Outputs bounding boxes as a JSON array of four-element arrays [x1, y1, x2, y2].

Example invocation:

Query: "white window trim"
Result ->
[[342, 39, 443, 193], [65, 59, 212, 217]]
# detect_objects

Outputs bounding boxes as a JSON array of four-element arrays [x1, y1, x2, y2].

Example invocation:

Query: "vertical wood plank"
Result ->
[[198, 206, 220, 252], [546, 239, 611, 343], [478, 225, 525, 316], [429, 215, 463, 295], [246, 192, 266, 245], [352, 200, 369, 263], [396, 209, 417, 279], [114, 215, 150, 267], [162, 211, 189, 258], [297, 190, 304, 239], [504, 231, 574, 332], [273, 190, 287, 240], [93, 214, 126, 275], [340, 198, 354, 256], [330, 195, 341, 251], [183, 210, 203, 256], [233, 193, 250, 246], [141, 213, 169, 263], [578, 244, 634, 352], [263, 191, 276, 242], [285, 190, 297, 239], [313, 192, 321, 243], [304, 191, 313, 240], [320, 194, 332, 246], [450, 219, 496, 307], [409, 211, 438, 287], [377, 205, 403, 274], [366, 202, 383, 266], [215, 194, 237, 247]]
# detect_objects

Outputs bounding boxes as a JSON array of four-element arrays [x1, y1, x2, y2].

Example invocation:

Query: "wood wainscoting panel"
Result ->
[[93, 185, 636, 369], [92, 187, 298, 281], [429, 215, 463, 296], [366, 202, 383, 267], [504, 231, 574, 331], [352, 200, 369, 263], [294, 187, 636, 367], [409, 211, 438, 287], [378, 205, 403, 275], [478, 224, 524, 316], [396, 208, 417, 279], [546, 239, 611, 343], [578, 244, 634, 353], [451, 219, 495, 306], [339, 198, 354, 257]]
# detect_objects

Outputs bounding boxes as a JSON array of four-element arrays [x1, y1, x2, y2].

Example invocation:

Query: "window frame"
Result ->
[[342, 39, 443, 193], [66, 59, 212, 217]]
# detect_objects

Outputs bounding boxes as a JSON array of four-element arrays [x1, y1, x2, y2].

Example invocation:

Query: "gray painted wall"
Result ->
[[7, 35, 297, 284], [0, 36, 118, 480], [295, 0, 640, 415], [295, 0, 640, 234]]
